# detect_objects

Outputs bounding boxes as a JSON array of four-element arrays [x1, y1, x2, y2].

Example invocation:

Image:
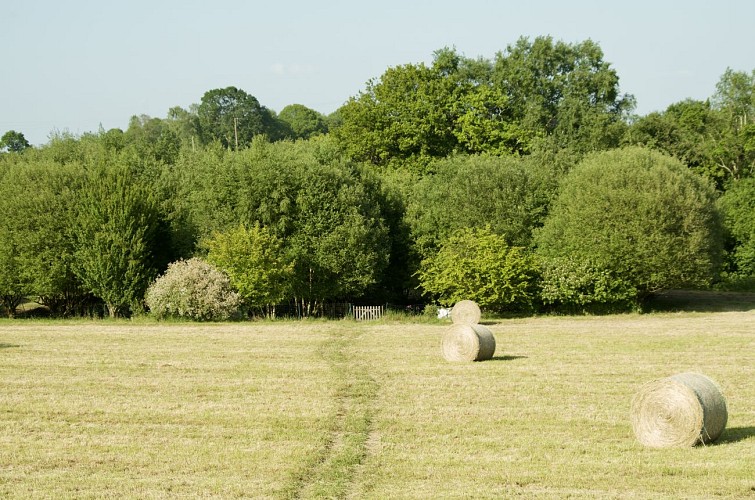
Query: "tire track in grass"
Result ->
[[282, 327, 378, 499]]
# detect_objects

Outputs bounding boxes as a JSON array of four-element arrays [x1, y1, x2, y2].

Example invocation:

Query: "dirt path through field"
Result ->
[[292, 326, 378, 499]]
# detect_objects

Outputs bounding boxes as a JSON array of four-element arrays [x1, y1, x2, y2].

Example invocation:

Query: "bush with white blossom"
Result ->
[[145, 258, 241, 321]]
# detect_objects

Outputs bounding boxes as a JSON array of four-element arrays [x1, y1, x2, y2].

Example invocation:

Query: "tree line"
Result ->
[[1, 36, 754, 319]]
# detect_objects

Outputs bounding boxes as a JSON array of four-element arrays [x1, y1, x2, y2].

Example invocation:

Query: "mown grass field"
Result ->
[[1, 301, 754, 498]]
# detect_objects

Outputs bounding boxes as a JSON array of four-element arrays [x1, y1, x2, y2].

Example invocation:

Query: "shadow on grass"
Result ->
[[715, 426, 755, 445], [644, 290, 755, 313], [0, 343, 20, 349], [490, 355, 528, 362]]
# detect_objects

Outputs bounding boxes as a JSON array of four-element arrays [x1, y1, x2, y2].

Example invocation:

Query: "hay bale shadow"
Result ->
[[714, 426, 755, 445], [490, 355, 527, 362], [0, 343, 20, 349]]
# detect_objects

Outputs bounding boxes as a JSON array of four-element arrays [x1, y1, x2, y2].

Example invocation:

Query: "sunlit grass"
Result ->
[[0, 309, 753, 498]]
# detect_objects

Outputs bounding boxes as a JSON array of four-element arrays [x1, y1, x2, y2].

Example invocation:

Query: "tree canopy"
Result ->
[[197, 87, 280, 148], [0, 130, 31, 153], [1, 37, 754, 318], [331, 38, 634, 173], [536, 147, 723, 308]]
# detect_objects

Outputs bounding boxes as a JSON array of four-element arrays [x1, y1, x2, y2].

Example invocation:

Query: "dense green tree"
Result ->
[[627, 68, 755, 186], [0, 236, 27, 318], [205, 223, 293, 317], [166, 105, 201, 149], [197, 87, 279, 148], [333, 58, 459, 172], [363, 166, 419, 302], [625, 100, 726, 184], [452, 83, 529, 155], [172, 143, 235, 241], [417, 226, 538, 312], [278, 104, 328, 139], [0, 178, 29, 316], [124, 114, 181, 164], [0, 161, 89, 316], [34, 131, 91, 165], [0, 130, 31, 153], [712, 68, 755, 122], [709, 68, 755, 180], [333, 39, 633, 171], [536, 147, 723, 308], [492, 36, 634, 153], [72, 163, 164, 317], [177, 139, 390, 311], [408, 154, 559, 259], [718, 177, 755, 283], [100, 127, 126, 152], [285, 148, 390, 312]]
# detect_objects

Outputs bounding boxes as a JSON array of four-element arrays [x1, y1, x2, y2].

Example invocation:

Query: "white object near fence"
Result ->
[[353, 305, 384, 321]]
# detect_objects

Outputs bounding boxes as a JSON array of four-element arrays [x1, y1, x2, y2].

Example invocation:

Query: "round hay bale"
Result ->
[[630, 372, 728, 448], [451, 300, 481, 325], [441, 324, 496, 362]]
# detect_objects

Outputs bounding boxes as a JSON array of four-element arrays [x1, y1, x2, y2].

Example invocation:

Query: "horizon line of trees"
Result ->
[[1, 36, 754, 319]]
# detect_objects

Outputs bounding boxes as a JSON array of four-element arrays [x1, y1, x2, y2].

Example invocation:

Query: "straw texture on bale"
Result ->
[[451, 300, 481, 325], [630, 372, 728, 448], [441, 324, 496, 362]]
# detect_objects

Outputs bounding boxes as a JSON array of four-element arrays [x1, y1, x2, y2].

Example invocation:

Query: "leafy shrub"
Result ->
[[417, 226, 539, 313], [536, 146, 722, 307], [145, 258, 241, 321], [422, 304, 441, 319], [539, 256, 639, 312], [205, 223, 293, 317]]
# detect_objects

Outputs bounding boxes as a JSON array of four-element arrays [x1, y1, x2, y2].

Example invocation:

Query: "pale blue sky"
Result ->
[[2, 0, 753, 145]]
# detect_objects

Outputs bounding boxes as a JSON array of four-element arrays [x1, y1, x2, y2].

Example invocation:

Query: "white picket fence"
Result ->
[[353, 305, 384, 321]]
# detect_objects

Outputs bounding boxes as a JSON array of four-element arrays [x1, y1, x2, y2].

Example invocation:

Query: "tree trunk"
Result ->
[[2, 295, 22, 319]]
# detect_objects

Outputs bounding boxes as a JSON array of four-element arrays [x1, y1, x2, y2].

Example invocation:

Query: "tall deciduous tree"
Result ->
[[0, 163, 28, 316], [492, 36, 634, 153], [197, 87, 278, 148], [625, 99, 727, 185], [333, 39, 633, 171], [166, 105, 201, 149], [124, 114, 181, 164], [0, 161, 88, 316], [626, 68, 755, 185], [0, 188, 28, 316], [333, 58, 459, 172], [0, 130, 31, 153], [710, 68, 755, 180], [72, 162, 163, 317], [287, 158, 389, 313], [278, 104, 328, 139], [712, 68, 755, 123]]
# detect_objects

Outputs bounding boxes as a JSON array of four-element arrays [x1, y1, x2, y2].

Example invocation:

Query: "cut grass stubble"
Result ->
[[0, 311, 753, 498]]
